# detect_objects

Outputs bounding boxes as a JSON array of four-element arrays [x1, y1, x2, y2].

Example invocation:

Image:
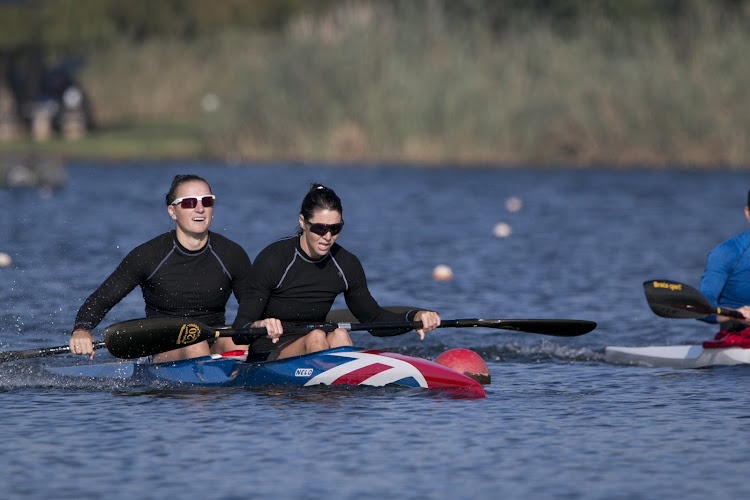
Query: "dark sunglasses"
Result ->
[[171, 195, 216, 209], [307, 220, 344, 236]]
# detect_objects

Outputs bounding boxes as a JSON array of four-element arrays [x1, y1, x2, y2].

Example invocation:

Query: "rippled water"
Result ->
[[2, 163, 749, 499]]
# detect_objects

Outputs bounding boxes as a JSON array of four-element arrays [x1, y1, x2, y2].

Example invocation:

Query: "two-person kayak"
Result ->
[[44, 346, 488, 398], [3, 315, 596, 397]]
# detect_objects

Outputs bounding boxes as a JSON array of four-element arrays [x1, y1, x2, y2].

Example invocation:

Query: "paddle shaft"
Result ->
[[221, 318, 595, 344], [263, 318, 593, 337], [0, 307, 376, 363], [0, 341, 107, 363]]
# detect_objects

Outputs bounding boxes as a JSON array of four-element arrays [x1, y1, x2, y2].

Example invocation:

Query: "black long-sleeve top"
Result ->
[[74, 231, 252, 331], [233, 236, 417, 346]]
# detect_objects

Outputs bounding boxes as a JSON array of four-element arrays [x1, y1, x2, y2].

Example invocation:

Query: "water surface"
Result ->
[[1, 163, 749, 499]]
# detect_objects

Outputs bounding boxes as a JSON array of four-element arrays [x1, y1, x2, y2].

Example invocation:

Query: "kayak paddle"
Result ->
[[0, 307, 375, 363], [0, 310, 596, 362], [325, 306, 417, 323], [103, 317, 598, 359], [643, 279, 744, 319], [0, 341, 107, 363]]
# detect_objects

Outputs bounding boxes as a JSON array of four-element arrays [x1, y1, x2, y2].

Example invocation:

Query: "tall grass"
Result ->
[[79, 1, 750, 167]]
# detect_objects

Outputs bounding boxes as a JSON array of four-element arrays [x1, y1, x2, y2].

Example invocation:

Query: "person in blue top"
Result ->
[[698, 188, 750, 334]]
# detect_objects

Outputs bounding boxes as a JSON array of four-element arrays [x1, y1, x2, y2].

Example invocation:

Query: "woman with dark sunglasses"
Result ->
[[220, 183, 440, 360], [69, 174, 252, 362]]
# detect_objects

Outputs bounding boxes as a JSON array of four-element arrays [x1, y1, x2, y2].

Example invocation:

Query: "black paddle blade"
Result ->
[[445, 319, 596, 336], [103, 318, 217, 358], [642, 279, 741, 319]]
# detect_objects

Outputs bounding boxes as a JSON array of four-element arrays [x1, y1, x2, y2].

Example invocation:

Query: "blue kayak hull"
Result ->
[[45, 346, 486, 398]]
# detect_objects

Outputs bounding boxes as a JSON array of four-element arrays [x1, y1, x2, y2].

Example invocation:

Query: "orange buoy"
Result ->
[[434, 348, 490, 385]]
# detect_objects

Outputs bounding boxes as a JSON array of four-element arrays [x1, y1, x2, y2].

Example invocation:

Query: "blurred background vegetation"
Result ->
[[0, 0, 748, 167]]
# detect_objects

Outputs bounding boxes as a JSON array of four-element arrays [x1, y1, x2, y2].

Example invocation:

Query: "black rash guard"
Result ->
[[74, 231, 252, 331], [233, 236, 418, 351]]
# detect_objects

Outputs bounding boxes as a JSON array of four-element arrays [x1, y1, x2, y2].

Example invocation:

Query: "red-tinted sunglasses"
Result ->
[[307, 220, 344, 236], [171, 195, 215, 209]]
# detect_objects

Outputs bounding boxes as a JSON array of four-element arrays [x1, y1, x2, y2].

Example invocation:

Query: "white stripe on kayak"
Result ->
[[304, 351, 428, 387]]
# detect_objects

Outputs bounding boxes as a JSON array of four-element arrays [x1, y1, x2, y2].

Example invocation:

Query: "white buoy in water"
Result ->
[[493, 222, 512, 238], [0, 252, 12, 267], [432, 264, 453, 281], [505, 196, 522, 212]]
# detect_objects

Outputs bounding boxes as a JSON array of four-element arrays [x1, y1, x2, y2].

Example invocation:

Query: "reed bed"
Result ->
[[79, 1, 750, 167]]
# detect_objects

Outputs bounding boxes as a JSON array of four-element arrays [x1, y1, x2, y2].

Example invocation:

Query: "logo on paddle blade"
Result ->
[[652, 281, 682, 291], [176, 323, 201, 345]]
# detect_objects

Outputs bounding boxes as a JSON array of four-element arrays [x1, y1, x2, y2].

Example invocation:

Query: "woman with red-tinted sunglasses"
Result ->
[[219, 183, 440, 360], [69, 174, 252, 362]]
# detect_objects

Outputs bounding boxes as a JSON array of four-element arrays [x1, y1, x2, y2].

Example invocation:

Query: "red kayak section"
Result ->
[[364, 350, 486, 399], [703, 329, 750, 349]]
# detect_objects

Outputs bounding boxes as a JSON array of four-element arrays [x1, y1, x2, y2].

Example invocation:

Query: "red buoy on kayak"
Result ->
[[434, 348, 490, 385]]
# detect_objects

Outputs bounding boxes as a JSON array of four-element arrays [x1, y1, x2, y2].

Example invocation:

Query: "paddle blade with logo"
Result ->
[[642, 280, 743, 319], [103, 318, 216, 358]]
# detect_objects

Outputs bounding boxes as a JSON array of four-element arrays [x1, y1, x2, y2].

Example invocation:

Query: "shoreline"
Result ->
[[3, 150, 747, 173], [2, 122, 747, 171]]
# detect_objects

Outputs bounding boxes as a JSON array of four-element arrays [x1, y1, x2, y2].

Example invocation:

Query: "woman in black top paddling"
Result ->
[[69, 174, 252, 362], [227, 183, 440, 360]]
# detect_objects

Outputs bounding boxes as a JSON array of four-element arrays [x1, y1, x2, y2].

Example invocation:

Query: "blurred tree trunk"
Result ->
[[0, 52, 22, 141]]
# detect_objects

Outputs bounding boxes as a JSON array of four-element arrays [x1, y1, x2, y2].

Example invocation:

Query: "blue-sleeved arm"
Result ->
[[698, 233, 750, 323], [699, 248, 732, 323]]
